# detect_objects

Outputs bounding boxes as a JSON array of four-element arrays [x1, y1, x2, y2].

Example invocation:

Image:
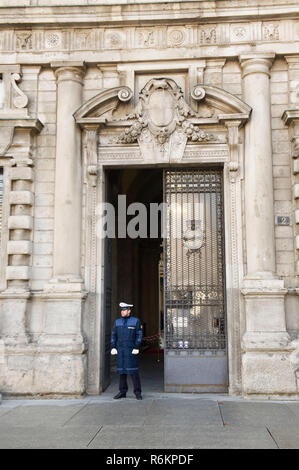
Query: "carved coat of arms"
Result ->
[[117, 78, 215, 162]]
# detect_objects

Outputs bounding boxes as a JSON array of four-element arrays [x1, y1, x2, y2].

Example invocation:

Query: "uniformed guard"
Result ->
[[111, 302, 143, 400]]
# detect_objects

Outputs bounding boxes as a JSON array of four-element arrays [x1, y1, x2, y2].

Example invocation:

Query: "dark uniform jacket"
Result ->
[[111, 316, 143, 375]]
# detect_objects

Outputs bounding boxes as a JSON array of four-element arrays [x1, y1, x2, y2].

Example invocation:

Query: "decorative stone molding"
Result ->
[[0, 118, 43, 347], [240, 53, 275, 78], [282, 109, 299, 277], [83, 124, 100, 187], [0, 65, 29, 119], [74, 86, 133, 125], [2, 17, 299, 55], [15, 31, 32, 51], [75, 79, 250, 166], [52, 63, 85, 86], [74, 79, 251, 395], [0, 119, 43, 294]]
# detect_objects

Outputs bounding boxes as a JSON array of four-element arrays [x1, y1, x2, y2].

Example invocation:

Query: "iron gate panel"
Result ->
[[163, 168, 226, 352]]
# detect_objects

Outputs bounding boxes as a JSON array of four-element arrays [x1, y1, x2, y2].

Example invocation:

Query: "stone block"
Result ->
[[10, 167, 34, 181], [276, 251, 294, 264], [35, 159, 55, 170], [274, 189, 292, 201], [35, 194, 54, 207], [31, 266, 52, 280], [286, 295, 299, 331], [271, 104, 287, 118], [34, 182, 55, 195], [35, 170, 54, 183], [33, 218, 54, 231], [34, 231, 53, 243], [38, 102, 57, 113], [37, 113, 56, 124], [7, 240, 32, 255], [6, 266, 31, 280], [38, 91, 57, 102], [222, 84, 242, 95], [270, 71, 288, 82], [271, 93, 288, 105], [293, 159, 299, 174], [272, 141, 290, 153], [37, 147, 56, 158], [40, 123, 56, 135], [294, 184, 299, 198], [295, 209, 299, 224], [244, 298, 287, 333], [8, 215, 32, 230], [275, 226, 293, 238], [39, 69, 56, 81], [223, 73, 241, 84], [32, 243, 52, 255], [34, 206, 54, 218], [277, 263, 294, 276], [36, 135, 56, 147], [0, 352, 86, 396], [273, 153, 291, 166], [272, 117, 285, 130], [9, 191, 34, 205], [33, 255, 52, 267], [270, 82, 288, 93], [242, 352, 297, 395], [288, 70, 299, 81], [275, 238, 294, 251], [273, 166, 291, 178], [274, 177, 291, 190], [296, 235, 299, 250], [38, 81, 57, 91], [19, 81, 38, 92], [30, 280, 47, 290], [272, 129, 290, 141], [43, 300, 82, 336]]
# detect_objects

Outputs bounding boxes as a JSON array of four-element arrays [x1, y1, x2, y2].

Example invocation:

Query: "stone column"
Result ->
[[240, 53, 276, 279], [36, 63, 87, 396], [238, 54, 296, 398], [46, 62, 85, 292]]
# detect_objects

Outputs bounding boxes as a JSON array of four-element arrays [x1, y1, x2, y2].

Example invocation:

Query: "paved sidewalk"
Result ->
[[0, 356, 299, 449], [0, 390, 299, 449]]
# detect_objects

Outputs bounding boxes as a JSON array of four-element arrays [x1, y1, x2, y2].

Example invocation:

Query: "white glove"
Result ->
[[111, 348, 117, 355], [132, 349, 139, 355]]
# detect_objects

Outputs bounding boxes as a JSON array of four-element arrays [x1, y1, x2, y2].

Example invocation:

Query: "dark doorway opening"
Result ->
[[105, 167, 164, 394]]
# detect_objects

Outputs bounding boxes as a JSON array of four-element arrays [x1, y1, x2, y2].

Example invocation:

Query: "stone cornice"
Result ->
[[0, 1, 299, 27], [282, 109, 299, 126], [0, 118, 44, 133]]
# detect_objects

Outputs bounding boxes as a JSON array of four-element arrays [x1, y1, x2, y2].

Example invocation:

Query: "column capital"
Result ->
[[239, 53, 275, 78], [51, 61, 86, 85]]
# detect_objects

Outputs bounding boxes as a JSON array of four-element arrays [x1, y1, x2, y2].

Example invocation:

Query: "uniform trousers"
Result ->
[[119, 373, 142, 395]]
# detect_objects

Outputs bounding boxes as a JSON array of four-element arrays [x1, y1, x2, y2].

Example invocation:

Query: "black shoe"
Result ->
[[113, 392, 126, 399], [135, 394, 142, 400]]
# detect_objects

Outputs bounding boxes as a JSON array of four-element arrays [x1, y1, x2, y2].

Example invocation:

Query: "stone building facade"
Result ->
[[0, 0, 299, 399]]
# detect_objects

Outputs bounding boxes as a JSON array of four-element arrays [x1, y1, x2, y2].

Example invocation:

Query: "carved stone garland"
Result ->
[[116, 79, 216, 160]]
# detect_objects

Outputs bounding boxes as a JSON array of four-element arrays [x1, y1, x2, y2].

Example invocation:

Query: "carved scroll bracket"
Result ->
[[220, 118, 246, 182], [83, 124, 100, 187], [0, 67, 29, 118]]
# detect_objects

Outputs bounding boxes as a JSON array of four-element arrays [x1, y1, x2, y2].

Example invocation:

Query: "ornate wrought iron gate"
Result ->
[[163, 168, 227, 392]]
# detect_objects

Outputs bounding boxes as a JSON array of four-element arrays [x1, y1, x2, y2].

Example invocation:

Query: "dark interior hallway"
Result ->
[[106, 167, 164, 392]]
